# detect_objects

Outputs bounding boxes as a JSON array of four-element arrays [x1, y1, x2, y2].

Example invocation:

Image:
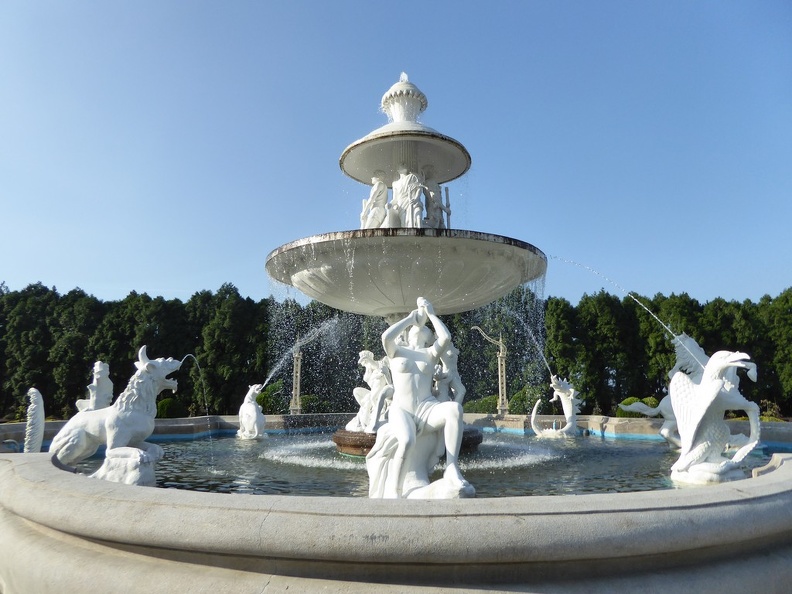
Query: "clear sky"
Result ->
[[2, 1, 790, 306]]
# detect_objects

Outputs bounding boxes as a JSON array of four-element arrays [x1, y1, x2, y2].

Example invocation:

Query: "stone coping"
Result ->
[[2, 414, 792, 592]]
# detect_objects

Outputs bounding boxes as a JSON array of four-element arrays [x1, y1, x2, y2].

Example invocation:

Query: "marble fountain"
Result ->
[[2, 74, 792, 593]]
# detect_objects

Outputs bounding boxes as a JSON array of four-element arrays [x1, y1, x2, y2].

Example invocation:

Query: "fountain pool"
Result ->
[[75, 431, 772, 498]]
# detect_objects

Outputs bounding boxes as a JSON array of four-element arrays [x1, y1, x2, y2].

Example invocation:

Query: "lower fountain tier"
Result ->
[[265, 229, 547, 318]]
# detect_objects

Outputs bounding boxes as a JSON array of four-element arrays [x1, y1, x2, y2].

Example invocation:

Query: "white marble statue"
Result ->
[[346, 351, 394, 434], [24, 387, 45, 453], [75, 361, 114, 412], [389, 167, 424, 228], [618, 395, 681, 449], [360, 170, 389, 229], [669, 336, 760, 484], [237, 384, 266, 440], [530, 376, 583, 438], [422, 165, 450, 229], [49, 345, 181, 486], [433, 343, 465, 404], [366, 298, 474, 499]]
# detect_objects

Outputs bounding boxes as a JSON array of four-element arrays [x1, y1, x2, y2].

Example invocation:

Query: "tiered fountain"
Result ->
[[266, 73, 547, 319], [2, 74, 792, 593], [267, 73, 545, 463]]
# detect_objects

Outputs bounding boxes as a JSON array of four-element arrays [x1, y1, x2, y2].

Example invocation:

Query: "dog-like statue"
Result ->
[[237, 384, 266, 440], [49, 346, 181, 484]]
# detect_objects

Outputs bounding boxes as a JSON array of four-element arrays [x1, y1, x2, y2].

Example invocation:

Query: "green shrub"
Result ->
[[157, 397, 188, 419], [256, 380, 289, 415], [615, 397, 642, 418], [507, 384, 544, 415], [463, 394, 498, 414], [641, 396, 660, 410], [300, 394, 334, 414]]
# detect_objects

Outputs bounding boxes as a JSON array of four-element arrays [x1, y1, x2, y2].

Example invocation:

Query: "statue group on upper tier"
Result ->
[[360, 165, 451, 230], [362, 297, 474, 499]]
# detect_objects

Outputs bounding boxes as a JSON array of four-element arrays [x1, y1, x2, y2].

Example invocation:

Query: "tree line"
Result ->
[[1, 281, 790, 422]]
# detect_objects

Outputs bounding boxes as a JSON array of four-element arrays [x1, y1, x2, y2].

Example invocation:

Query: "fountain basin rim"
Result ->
[[265, 229, 548, 317], [340, 125, 471, 185], [266, 228, 546, 260], [2, 451, 792, 565]]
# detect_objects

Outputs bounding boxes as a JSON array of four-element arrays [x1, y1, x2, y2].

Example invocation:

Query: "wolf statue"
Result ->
[[49, 345, 182, 485]]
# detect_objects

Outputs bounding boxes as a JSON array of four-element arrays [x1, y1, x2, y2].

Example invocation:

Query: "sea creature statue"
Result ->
[[366, 298, 474, 499], [618, 396, 681, 449], [24, 388, 45, 453], [49, 345, 182, 486], [669, 344, 760, 484], [530, 376, 583, 438], [75, 361, 114, 412], [346, 351, 393, 434], [237, 384, 266, 440]]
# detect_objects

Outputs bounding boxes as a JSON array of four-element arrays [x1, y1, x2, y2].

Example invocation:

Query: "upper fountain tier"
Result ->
[[266, 74, 546, 319], [339, 73, 471, 186]]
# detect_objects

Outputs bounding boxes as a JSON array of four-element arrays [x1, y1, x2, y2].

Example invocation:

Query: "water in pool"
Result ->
[[78, 431, 772, 497]]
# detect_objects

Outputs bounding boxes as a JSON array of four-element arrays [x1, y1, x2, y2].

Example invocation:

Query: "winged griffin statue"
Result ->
[[668, 334, 760, 484]]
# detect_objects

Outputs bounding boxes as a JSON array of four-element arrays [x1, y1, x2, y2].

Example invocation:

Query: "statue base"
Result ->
[[333, 426, 483, 457], [89, 445, 163, 486], [670, 464, 747, 485]]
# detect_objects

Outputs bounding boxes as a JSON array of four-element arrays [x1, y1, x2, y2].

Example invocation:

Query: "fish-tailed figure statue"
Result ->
[[530, 376, 583, 438], [618, 396, 681, 449], [75, 361, 114, 412], [237, 384, 266, 440], [3, 388, 45, 454], [49, 345, 182, 486], [346, 351, 394, 434], [669, 337, 760, 484], [24, 388, 45, 453]]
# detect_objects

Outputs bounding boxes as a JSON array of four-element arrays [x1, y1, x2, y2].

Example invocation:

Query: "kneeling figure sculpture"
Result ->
[[366, 298, 474, 499]]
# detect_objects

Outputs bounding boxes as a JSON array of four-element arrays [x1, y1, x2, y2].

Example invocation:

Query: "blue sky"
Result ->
[[2, 1, 790, 306]]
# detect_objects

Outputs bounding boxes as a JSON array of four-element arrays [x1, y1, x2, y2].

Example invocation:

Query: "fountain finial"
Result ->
[[381, 72, 428, 123]]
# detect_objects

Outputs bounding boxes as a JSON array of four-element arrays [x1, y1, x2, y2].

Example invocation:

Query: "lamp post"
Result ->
[[471, 326, 508, 416], [290, 343, 303, 415]]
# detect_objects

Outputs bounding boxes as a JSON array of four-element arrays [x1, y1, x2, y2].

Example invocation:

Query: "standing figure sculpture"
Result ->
[[237, 384, 266, 440], [366, 298, 474, 499], [346, 350, 394, 434], [422, 165, 450, 229], [390, 167, 424, 228], [360, 170, 389, 229], [76, 361, 114, 412]]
